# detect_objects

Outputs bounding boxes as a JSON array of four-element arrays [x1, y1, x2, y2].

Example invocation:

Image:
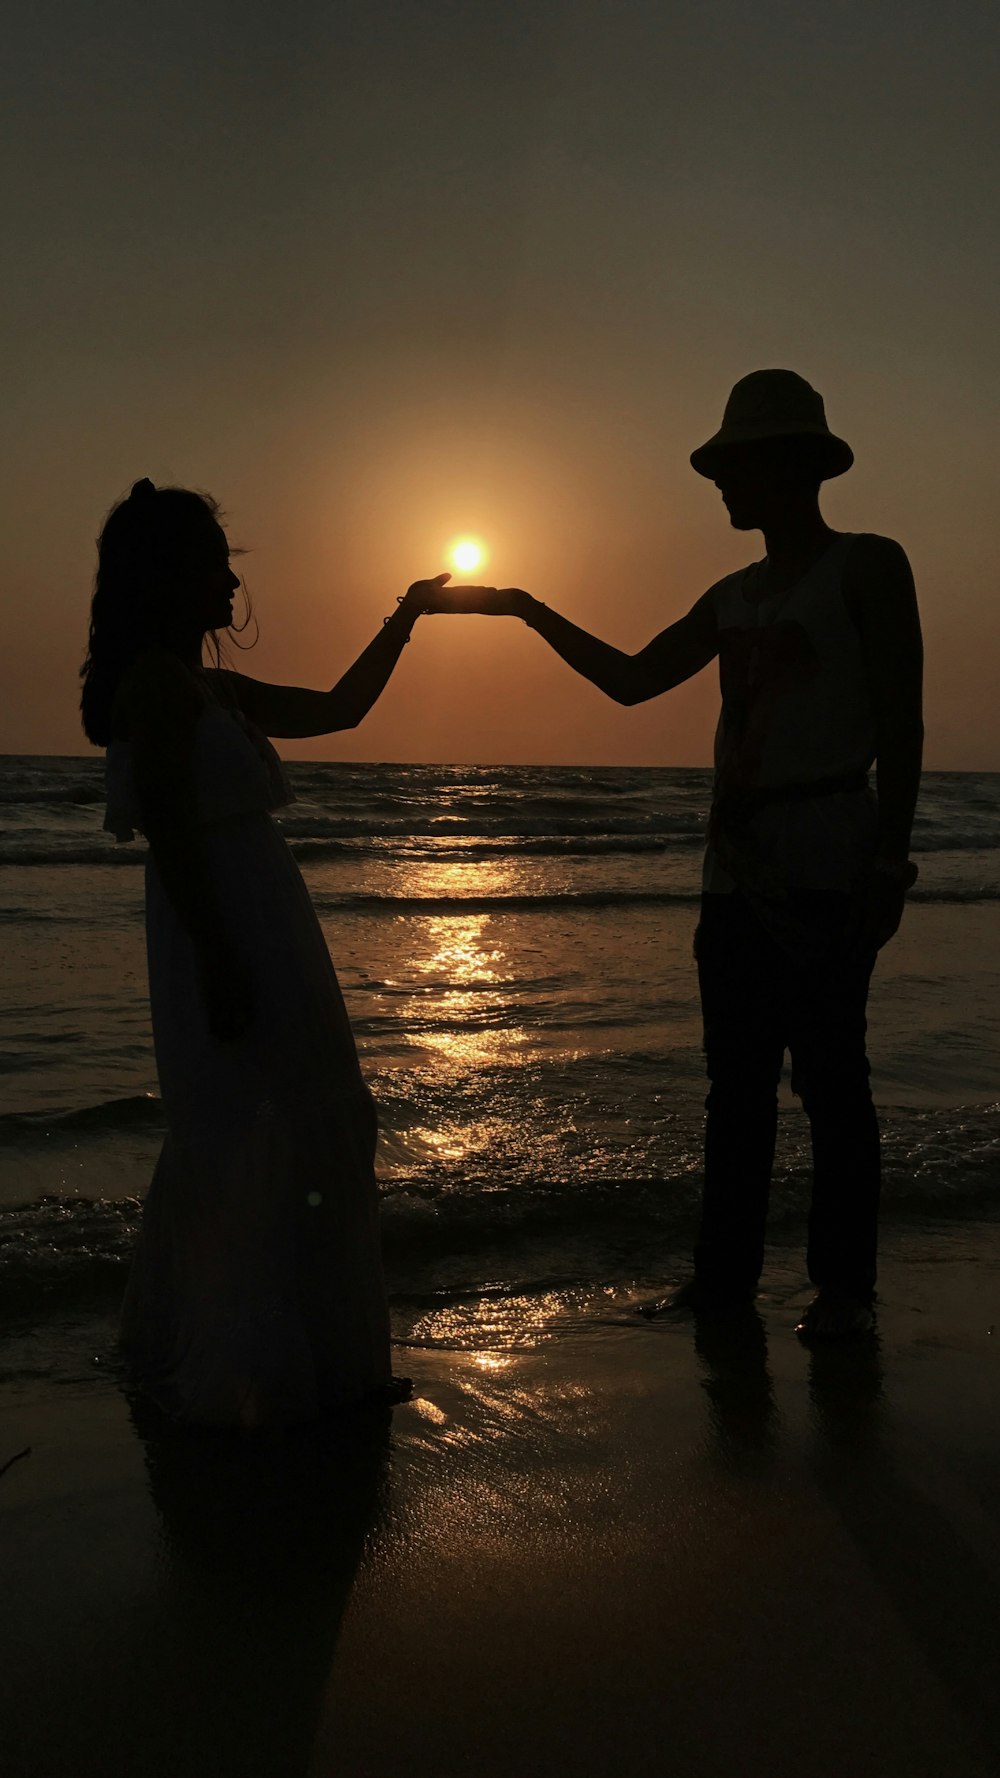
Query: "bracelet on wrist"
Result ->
[[383, 599, 416, 640]]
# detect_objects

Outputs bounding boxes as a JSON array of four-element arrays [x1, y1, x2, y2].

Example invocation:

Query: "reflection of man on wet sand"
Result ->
[[427, 369, 924, 1338]]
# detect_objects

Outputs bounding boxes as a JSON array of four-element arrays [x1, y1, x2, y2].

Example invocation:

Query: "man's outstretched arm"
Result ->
[[429, 585, 720, 703]]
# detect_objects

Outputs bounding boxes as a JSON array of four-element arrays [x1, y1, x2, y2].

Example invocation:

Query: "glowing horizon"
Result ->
[[1, 5, 996, 768]]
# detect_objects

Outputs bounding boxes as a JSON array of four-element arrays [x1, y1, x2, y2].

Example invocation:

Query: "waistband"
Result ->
[[713, 769, 870, 810]]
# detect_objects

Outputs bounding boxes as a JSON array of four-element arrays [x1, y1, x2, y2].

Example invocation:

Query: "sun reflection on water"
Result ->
[[406, 901, 530, 1104], [408, 1291, 567, 1353], [376, 860, 567, 1171], [413, 911, 503, 984]]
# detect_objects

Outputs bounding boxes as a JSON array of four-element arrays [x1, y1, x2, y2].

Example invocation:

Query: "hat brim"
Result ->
[[690, 425, 854, 481]]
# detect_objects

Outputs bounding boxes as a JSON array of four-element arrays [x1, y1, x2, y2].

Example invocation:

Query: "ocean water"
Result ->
[[2, 757, 1000, 1372]]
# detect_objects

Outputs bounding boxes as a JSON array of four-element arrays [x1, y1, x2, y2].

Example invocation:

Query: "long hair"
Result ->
[[80, 480, 236, 748]]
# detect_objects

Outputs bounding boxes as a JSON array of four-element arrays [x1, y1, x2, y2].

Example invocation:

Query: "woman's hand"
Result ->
[[421, 584, 533, 618], [399, 572, 452, 618], [197, 945, 255, 1042]]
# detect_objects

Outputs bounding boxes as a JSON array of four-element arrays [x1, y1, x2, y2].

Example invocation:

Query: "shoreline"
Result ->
[[2, 1219, 1000, 1776]]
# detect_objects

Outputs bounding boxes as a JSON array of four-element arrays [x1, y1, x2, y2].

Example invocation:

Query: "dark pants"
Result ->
[[694, 891, 880, 1302]]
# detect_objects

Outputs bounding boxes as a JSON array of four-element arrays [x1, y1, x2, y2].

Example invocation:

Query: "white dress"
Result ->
[[105, 691, 393, 1428]]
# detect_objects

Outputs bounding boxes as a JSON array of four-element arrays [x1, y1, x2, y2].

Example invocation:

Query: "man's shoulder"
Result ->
[[842, 534, 918, 632], [844, 532, 911, 579], [703, 560, 760, 609]]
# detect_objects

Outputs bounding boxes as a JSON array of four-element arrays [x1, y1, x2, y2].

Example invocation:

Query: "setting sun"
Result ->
[[449, 537, 486, 574]]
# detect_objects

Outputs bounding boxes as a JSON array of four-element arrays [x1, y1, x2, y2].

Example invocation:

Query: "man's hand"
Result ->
[[843, 866, 915, 960], [421, 584, 532, 617]]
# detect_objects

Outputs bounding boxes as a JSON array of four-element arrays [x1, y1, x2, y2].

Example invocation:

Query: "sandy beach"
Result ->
[[2, 1217, 999, 1778]]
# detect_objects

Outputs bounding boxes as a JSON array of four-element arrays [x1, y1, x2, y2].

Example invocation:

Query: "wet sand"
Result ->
[[2, 1220, 1000, 1778]]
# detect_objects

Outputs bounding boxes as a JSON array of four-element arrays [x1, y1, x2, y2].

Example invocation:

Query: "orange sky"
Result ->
[[2, 2, 999, 767]]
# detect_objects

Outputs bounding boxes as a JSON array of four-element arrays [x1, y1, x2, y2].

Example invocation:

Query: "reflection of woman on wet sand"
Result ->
[[82, 478, 481, 1428], [118, 1403, 391, 1778]]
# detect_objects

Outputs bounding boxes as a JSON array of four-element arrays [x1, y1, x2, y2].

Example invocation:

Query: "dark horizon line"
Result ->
[[1, 752, 998, 780]]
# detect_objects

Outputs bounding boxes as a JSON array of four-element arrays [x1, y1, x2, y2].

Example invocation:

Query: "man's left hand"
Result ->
[[843, 867, 915, 959]]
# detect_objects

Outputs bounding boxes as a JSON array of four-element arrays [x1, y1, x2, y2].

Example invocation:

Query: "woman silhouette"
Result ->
[[82, 479, 455, 1428]]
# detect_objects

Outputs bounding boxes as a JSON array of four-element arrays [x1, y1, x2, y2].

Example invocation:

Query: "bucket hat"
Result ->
[[690, 369, 853, 479]]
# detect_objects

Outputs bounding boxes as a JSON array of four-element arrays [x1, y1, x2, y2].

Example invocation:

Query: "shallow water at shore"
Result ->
[[2, 760, 999, 1339]]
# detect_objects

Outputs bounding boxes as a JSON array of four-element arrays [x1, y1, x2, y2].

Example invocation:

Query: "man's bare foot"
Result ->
[[795, 1291, 875, 1340], [635, 1278, 756, 1319]]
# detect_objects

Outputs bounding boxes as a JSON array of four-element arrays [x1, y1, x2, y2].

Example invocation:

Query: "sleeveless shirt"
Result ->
[[704, 532, 878, 896]]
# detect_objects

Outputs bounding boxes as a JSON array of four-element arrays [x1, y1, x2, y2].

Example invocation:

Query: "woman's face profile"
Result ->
[[175, 522, 241, 634]]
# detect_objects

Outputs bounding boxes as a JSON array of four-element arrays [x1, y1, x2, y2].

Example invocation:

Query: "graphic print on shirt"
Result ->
[[715, 619, 821, 789]]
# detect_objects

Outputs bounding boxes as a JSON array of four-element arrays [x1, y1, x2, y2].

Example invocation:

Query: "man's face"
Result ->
[[712, 441, 820, 530]]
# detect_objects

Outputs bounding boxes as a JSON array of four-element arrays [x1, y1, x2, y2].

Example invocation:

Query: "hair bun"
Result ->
[[128, 478, 156, 500]]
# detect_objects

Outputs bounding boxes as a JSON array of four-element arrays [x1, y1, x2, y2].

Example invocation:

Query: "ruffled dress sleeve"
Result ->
[[103, 709, 296, 843]]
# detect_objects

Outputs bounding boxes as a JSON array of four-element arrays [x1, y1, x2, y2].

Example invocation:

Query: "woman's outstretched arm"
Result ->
[[425, 585, 720, 703], [216, 576, 463, 738]]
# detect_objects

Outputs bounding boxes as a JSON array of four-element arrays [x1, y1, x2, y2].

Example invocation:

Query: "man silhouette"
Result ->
[[434, 370, 923, 1337]]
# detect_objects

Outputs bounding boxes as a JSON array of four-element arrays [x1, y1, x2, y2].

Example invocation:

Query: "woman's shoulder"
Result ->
[[111, 649, 202, 742], [198, 666, 244, 711]]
